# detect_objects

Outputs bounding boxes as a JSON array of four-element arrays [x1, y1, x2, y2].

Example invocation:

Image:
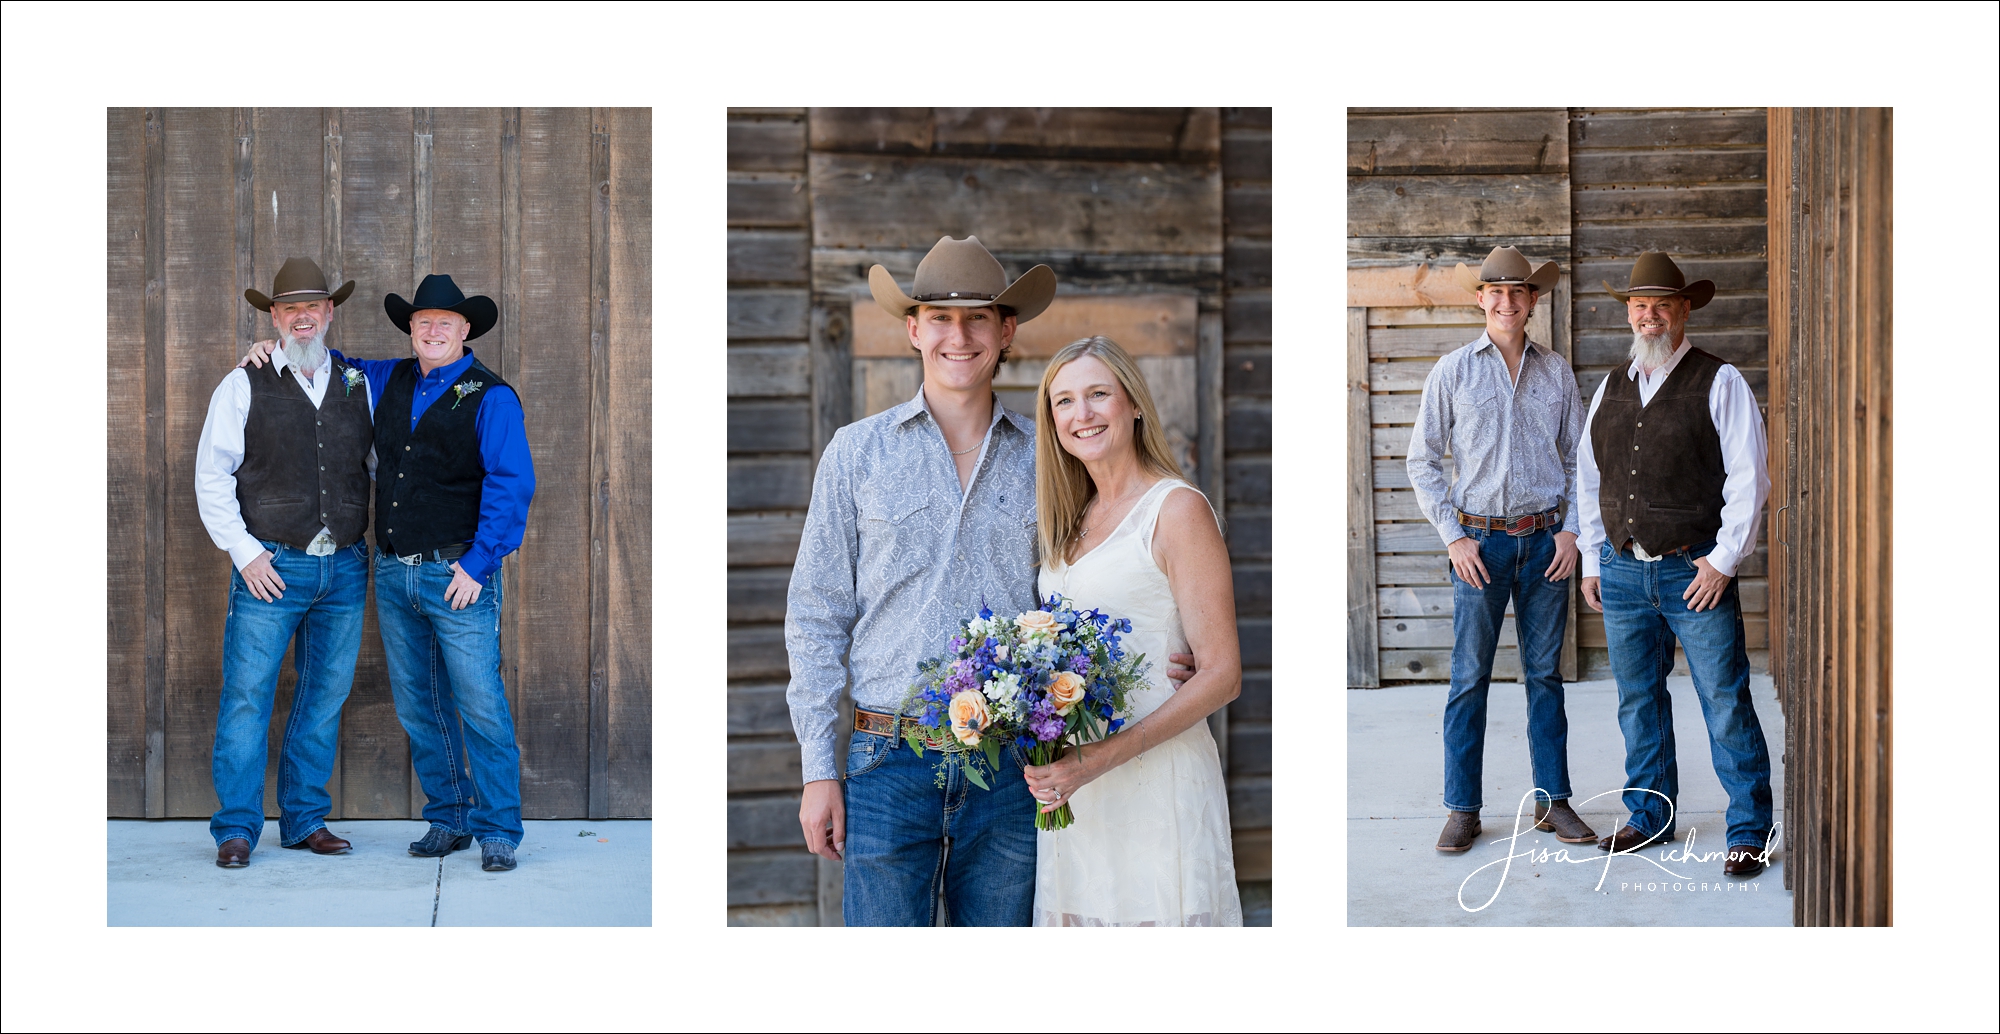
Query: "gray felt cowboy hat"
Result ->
[[869, 235, 1057, 323], [244, 257, 356, 311], [1453, 245, 1560, 294], [1603, 251, 1714, 310]]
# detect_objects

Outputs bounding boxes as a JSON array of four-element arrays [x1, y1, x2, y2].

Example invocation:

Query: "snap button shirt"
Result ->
[[784, 388, 1040, 783]]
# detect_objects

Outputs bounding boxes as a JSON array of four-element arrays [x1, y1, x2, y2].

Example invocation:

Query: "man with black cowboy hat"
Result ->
[[785, 235, 1056, 924], [246, 271, 535, 871], [1407, 245, 1597, 854], [1578, 251, 1775, 877], [197, 257, 372, 867]]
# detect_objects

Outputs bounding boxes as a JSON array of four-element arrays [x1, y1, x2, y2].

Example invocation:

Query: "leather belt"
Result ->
[[1457, 508, 1562, 537], [854, 708, 900, 737], [394, 542, 472, 565], [1617, 538, 1695, 558]]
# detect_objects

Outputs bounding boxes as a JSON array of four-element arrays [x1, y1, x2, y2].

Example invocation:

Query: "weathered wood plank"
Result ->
[[1378, 554, 1451, 585], [1225, 184, 1270, 238], [1371, 489, 1426, 521], [1227, 723, 1270, 776], [1222, 128, 1271, 183], [729, 566, 794, 624], [1232, 564, 1272, 615], [811, 300, 854, 462], [1348, 174, 1571, 238], [810, 247, 1222, 296], [1572, 184, 1767, 222], [728, 229, 809, 284], [728, 173, 808, 227], [728, 399, 813, 453], [728, 287, 811, 341], [1231, 672, 1271, 724], [728, 740, 802, 793], [1225, 238, 1271, 288], [1371, 395, 1423, 424], [728, 344, 811, 398], [1347, 110, 1568, 175], [810, 152, 1222, 253], [1228, 776, 1272, 830], [585, 108, 615, 819], [1382, 616, 1518, 649], [728, 683, 794, 737], [1348, 234, 1570, 268], [1575, 257, 1767, 295], [1225, 510, 1270, 560], [729, 457, 813, 511], [1380, 587, 1492, 618], [728, 118, 806, 172], [1372, 457, 1453, 491], [728, 849, 816, 906], [729, 514, 805, 565], [1571, 222, 1767, 259], [1571, 150, 1767, 185], [1377, 522, 1452, 553], [809, 107, 1221, 160], [729, 625, 791, 681], [1576, 294, 1767, 330], [1570, 109, 1767, 148], [1223, 292, 1270, 344], [1224, 399, 1271, 451], [1237, 619, 1271, 670], [1348, 307, 1380, 688], [1366, 306, 1485, 327], [1369, 359, 1436, 391], [108, 109, 150, 816], [727, 903, 819, 926], [729, 794, 806, 849], [1381, 649, 1520, 681], [849, 292, 1197, 359], [1225, 457, 1271, 507], [851, 357, 922, 420], [603, 106, 651, 817]]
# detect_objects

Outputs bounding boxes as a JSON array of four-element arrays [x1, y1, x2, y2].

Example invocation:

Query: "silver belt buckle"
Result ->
[[396, 550, 424, 566]]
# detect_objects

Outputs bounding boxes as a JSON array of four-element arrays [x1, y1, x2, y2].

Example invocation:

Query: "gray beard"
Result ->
[[280, 330, 329, 376], [1628, 329, 1677, 372]]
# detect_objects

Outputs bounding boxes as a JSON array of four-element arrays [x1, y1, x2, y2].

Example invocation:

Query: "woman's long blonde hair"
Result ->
[[1034, 336, 1187, 566]]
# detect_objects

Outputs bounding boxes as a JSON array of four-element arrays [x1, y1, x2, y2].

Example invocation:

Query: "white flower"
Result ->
[[995, 644, 1008, 660], [982, 671, 1021, 704]]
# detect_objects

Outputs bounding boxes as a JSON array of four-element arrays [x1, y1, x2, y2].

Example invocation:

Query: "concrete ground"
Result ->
[[108, 819, 650, 926], [1349, 676, 1790, 926]]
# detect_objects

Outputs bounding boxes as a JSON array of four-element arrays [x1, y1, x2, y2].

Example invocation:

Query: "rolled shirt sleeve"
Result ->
[[1406, 361, 1465, 549], [785, 430, 862, 784]]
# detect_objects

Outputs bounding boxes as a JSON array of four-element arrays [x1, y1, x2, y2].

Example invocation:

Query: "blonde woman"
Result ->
[[1022, 336, 1243, 926]]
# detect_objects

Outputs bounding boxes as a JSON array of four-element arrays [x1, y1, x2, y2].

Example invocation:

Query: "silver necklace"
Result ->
[[947, 439, 981, 456]]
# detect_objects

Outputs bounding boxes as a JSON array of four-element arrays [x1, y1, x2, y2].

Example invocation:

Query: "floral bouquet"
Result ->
[[898, 594, 1149, 831]]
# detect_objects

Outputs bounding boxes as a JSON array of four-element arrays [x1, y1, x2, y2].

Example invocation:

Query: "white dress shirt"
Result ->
[[1578, 339, 1769, 578], [194, 349, 376, 571]]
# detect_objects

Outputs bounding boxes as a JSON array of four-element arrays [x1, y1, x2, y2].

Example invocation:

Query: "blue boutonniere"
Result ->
[[342, 367, 365, 397], [451, 381, 485, 409]]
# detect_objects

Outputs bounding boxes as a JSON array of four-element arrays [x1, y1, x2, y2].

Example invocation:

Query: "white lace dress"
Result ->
[[1032, 478, 1243, 927]]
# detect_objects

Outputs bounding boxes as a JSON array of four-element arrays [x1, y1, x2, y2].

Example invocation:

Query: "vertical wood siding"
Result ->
[[105, 107, 650, 821], [727, 108, 1268, 925], [1767, 108, 1891, 927]]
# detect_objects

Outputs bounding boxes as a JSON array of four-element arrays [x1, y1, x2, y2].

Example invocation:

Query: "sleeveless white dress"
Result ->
[[1032, 479, 1243, 927]]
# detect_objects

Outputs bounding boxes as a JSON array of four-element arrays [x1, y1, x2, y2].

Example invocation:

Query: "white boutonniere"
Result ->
[[342, 367, 365, 396], [451, 380, 485, 409]]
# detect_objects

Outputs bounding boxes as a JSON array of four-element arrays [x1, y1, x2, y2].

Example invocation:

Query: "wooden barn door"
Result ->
[[107, 108, 651, 822]]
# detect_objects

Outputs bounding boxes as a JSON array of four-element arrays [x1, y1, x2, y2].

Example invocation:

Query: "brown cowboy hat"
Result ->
[[868, 235, 1056, 323], [244, 256, 355, 311], [1603, 252, 1714, 310], [1453, 245, 1560, 295]]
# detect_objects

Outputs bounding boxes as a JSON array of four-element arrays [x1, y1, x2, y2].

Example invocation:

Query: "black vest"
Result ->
[[236, 357, 373, 549], [1591, 347, 1729, 555], [373, 355, 512, 556]]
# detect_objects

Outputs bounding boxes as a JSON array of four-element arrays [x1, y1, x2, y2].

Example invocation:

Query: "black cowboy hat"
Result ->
[[384, 273, 499, 340]]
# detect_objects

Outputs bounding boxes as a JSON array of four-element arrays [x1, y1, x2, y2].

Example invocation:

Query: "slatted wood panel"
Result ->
[[105, 107, 650, 821], [1767, 108, 1891, 927], [727, 108, 1263, 925]]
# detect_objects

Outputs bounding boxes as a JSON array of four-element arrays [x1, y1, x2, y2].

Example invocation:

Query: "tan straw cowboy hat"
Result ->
[[1603, 251, 1714, 310], [244, 257, 355, 311], [868, 235, 1057, 323], [1453, 245, 1560, 294]]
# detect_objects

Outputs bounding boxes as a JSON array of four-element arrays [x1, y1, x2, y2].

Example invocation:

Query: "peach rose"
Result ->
[[1047, 671, 1087, 715], [949, 689, 990, 747], [1015, 609, 1060, 640]]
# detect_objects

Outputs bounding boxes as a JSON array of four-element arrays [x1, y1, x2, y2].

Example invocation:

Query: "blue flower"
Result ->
[[1108, 718, 1125, 734]]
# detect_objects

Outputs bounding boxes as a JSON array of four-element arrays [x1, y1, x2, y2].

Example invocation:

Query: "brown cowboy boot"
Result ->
[[1723, 844, 1768, 877], [1533, 800, 1597, 844], [1436, 811, 1482, 853]]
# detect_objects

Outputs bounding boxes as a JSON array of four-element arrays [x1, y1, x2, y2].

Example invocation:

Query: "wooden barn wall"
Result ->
[[725, 108, 1272, 926], [1767, 108, 1892, 927], [1346, 107, 1768, 687], [106, 107, 651, 822]]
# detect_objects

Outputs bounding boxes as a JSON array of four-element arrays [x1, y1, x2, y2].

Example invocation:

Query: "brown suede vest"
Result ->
[[1591, 347, 1728, 555], [235, 358, 374, 549]]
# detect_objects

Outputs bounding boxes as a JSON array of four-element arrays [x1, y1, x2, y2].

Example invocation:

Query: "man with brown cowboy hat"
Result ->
[[244, 272, 535, 872], [785, 235, 1056, 924], [1577, 251, 1775, 877], [1407, 245, 1596, 854], [196, 257, 372, 867]]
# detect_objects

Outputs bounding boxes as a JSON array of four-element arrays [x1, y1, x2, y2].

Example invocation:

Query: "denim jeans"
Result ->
[[842, 730, 1039, 926], [374, 551, 523, 847], [210, 539, 368, 849], [1598, 540, 1774, 848], [1443, 525, 1574, 813]]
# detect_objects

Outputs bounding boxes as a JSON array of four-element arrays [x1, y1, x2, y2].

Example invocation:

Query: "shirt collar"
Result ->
[[418, 349, 478, 383], [1470, 330, 1552, 356], [1625, 338, 1692, 381], [891, 385, 1033, 437]]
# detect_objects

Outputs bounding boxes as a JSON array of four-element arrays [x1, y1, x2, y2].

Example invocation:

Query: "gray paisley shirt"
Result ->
[[1406, 332, 1583, 547], [784, 388, 1040, 783]]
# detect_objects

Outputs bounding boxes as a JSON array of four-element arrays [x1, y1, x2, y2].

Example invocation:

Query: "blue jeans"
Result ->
[[210, 539, 368, 849], [842, 730, 1038, 926], [1598, 540, 1774, 848], [374, 551, 523, 847], [1443, 525, 1574, 813]]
